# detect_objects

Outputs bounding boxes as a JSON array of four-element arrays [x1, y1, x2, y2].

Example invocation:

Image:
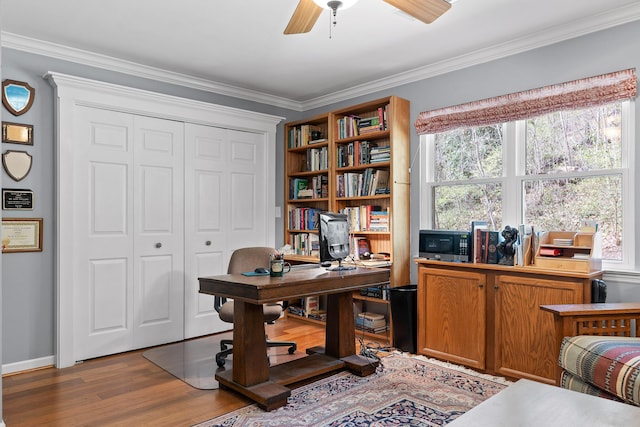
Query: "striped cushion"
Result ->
[[559, 336, 640, 406], [560, 371, 622, 402]]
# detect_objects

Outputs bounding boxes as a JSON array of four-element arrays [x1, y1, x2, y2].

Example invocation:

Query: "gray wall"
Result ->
[[2, 19, 640, 367]]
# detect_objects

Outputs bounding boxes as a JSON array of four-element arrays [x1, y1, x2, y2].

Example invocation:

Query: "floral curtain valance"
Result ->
[[415, 68, 637, 135]]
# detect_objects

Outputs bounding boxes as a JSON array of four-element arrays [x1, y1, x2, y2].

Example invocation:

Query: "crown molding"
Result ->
[[301, 2, 640, 110], [2, 2, 640, 113], [1, 31, 302, 111]]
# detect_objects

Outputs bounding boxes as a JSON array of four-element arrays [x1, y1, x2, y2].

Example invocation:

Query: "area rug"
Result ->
[[143, 332, 305, 390], [194, 353, 512, 426]]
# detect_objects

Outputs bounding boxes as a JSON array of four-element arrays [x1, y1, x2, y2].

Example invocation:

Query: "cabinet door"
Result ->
[[494, 274, 583, 383], [418, 267, 486, 369]]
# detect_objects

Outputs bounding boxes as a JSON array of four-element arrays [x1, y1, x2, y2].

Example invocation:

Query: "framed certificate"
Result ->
[[2, 217, 43, 253]]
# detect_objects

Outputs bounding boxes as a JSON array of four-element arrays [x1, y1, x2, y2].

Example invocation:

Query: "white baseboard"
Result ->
[[2, 355, 55, 375]]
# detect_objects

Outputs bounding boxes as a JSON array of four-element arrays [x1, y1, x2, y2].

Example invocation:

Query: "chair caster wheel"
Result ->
[[216, 357, 226, 367], [288, 344, 297, 354]]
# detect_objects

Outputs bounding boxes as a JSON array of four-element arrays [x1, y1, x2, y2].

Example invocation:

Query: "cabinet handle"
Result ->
[[205, 240, 212, 246], [155, 243, 162, 248], [494, 285, 499, 290], [479, 284, 484, 288]]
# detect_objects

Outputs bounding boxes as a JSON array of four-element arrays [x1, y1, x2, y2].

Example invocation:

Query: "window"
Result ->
[[420, 100, 634, 267]]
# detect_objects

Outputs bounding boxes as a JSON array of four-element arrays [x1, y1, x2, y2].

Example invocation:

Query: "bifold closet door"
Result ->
[[184, 123, 270, 338], [73, 107, 184, 361]]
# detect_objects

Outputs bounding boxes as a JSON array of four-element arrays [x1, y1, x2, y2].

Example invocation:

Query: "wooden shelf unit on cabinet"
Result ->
[[416, 259, 603, 384], [534, 231, 602, 273]]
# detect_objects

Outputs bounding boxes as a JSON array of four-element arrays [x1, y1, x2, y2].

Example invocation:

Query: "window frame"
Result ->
[[419, 100, 635, 271]]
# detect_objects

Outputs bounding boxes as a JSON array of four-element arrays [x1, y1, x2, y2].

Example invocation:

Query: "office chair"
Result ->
[[214, 247, 297, 367]]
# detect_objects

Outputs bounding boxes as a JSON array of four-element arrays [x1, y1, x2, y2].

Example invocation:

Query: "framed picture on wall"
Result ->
[[1, 217, 43, 253]]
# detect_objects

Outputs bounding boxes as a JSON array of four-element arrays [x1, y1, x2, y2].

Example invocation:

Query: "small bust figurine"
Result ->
[[497, 225, 518, 265]]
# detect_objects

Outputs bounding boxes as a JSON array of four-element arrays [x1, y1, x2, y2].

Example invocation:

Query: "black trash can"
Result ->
[[591, 279, 607, 303], [389, 284, 417, 353]]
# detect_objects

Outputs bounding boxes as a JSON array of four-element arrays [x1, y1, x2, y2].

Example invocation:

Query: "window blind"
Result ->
[[415, 68, 637, 135]]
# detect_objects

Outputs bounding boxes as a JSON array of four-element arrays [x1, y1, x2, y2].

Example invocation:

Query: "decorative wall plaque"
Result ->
[[2, 80, 35, 116], [2, 150, 33, 181], [2, 189, 34, 210], [2, 122, 33, 145]]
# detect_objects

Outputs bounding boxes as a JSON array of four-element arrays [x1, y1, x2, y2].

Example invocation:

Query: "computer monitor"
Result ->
[[318, 211, 355, 271]]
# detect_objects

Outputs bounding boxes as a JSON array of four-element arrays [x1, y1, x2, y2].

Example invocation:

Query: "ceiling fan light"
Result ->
[[312, 0, 359, 10]]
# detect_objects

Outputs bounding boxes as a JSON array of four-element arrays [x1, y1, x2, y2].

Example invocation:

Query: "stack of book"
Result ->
[[369, 209, 389, 232], [369, 144, 390, 163], [356, 312, 388, 334]]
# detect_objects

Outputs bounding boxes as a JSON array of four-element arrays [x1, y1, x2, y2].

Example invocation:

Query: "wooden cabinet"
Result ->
[[418, 268, 486, 369], [493, 274, 583, 382], [283, 96, 410, 290], [417, 260, 601, 384]]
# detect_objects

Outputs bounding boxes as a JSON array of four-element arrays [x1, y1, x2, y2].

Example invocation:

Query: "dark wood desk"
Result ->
[[199, 266, 390, 410]]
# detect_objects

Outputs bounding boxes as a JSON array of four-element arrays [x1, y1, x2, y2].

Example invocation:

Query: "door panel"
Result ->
[[494, 274, 582, 382], [419, 267, 486, 369], [183, 124, 269, 338], [75, 108, 185, 361], [75, 107, 135, 360], [133, 116, 184, 347]]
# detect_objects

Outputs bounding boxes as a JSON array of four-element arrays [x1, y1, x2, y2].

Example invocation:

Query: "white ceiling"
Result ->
[[2, 0, 640, 110]]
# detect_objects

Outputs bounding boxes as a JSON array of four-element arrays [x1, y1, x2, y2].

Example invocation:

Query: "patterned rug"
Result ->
[[194, 354, 511, 426]]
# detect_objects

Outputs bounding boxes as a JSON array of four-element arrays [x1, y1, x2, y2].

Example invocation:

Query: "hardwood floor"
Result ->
[[2, 318, 391, 426]]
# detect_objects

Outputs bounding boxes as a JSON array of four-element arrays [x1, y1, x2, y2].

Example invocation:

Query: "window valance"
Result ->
[[415, 68, 637, 135]]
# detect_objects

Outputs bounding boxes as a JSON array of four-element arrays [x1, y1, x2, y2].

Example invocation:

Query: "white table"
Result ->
[[449, 378, 640, 427]]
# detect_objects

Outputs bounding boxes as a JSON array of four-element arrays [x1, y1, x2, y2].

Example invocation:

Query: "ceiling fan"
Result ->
[[284, 0, 452, 35]]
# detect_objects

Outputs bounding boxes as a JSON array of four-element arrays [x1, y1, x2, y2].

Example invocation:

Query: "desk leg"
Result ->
[[215, 301, 291, 410], [325, 291, 379, 376], [231, 300, 269, 386], [325, 292, 356, 358]]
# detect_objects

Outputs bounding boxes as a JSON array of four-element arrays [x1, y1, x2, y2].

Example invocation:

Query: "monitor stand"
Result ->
[[328, 259, 355, 271]]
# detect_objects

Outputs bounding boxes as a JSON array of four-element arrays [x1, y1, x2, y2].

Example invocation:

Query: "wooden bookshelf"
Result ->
[[283, 96, 410, 287], [283, 96, 410, 343]]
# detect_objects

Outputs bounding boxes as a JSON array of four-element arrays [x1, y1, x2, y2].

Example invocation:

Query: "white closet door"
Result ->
[[133, 116, 185, 347], [184, 124, 269, 338], [74, 107, 184, 360], [74, 107, 136, 360]]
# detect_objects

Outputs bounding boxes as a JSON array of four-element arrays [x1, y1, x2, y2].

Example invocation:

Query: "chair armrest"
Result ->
[[540, 302, 640, 385]]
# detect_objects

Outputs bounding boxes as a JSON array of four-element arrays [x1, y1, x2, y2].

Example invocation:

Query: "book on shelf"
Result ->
[[356, 311, 386, 328], [515, 224, 534, 266], [305, 146, 328, 171], [478, 230, 499, 264], [539, 247, 563, 257], [289, 124, 325, 148], [304, 296, 319, 317], [289, 176, 326, 200], [287, 232, 319, 257], [307, 309, 327, 321], [470, 220, 488, 263]]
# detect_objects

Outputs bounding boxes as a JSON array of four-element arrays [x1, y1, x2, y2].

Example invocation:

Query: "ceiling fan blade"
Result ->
[[384, 0, 452, 24], [284, 0, 323, 34]]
